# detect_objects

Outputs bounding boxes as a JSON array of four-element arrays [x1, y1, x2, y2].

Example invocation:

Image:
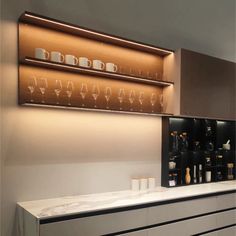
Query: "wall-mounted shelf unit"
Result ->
[[162, 116, 236, 187], [18, 12, 174, 115]]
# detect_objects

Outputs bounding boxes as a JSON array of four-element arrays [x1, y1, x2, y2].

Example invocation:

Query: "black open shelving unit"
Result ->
[[161, 116, 236, 187]]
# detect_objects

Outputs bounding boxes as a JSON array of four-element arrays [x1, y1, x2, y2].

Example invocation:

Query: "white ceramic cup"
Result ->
[[35, 48, 49, 60], [169, 161, 176, 169], [79, 57, 91, 68], [131, 179, 139, 191], [51, 51, 64, 63], [206, 171, 211, 182], [223, 143, 230, 150], [140, 178, 148, 191], [148, 177, 156, 189], [93, 60, 105, 70], [65, 54, 78, 66], [106, 62, 118, 72]]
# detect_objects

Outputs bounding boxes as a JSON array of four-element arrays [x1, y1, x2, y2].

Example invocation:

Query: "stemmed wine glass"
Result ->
[[159, 94, 164, 112], [38, 77, 48, 103], [155, 72, 160, 80], [66, 80, 74, 106], [92, 84, 100, 108], [80, 83, 88, 107], [150, 93, 157, 113], [54, 79, 62, 104], [138, 91, 145, 112], [118, 88, 125, 110], [104, 87, 112, 109], [129, 90, 135, 111], [28, 76, 37, 102], [129, 68, 135, 76], [138, 70, 143, 78]]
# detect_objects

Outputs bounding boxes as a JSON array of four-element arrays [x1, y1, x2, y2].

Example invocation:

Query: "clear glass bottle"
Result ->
[[227, 163, 234, 180], [171, 131, 179, 154]]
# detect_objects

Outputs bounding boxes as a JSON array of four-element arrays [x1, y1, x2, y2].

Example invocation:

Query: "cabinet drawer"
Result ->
[[216, 193, 236, 210], [147, 196, 218, 225], [201, 225, 236, 236], [40, 208, 147, 236], [216, 209, 236, 228], [122, 230, 148, 236], [147, 213, 217, 236]]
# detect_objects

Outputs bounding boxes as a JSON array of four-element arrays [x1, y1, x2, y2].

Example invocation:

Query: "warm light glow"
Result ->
[[217, 121, 226, 124], [170, 117, 186, 122], [24, 13, 173, 55]]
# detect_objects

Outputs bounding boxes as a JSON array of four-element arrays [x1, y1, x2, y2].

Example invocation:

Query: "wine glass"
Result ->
[[54, 79, 62, 104], [150, 93, 157, 113], [118, 66, 125, 75], [38, 77, 48, 103], [104, 87, 112, 109], [147, 71, 153, 79], [155, 72, 160, 80], [139, 91, 145, 112], [66, 80, 74, 106], [138, 70, 143, 78], [27, 76, 37, 102], [159, 94, 164, 112], [80, 83, 88, 107], [92, 84, 100, 108], [129, 90, 135, 111], [129, 68, 135, 76], [118, 88, 125, 110]]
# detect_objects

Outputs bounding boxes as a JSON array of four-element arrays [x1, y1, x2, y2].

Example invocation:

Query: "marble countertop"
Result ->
[[18, 181, 236, 220]]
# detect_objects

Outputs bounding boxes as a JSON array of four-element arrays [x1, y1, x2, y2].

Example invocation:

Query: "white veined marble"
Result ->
[[17, 181, 236, 220]]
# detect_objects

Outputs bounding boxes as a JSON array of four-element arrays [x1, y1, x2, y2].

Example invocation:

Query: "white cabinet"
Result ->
[[33, 193, 236, 236], [40, 208, 147, 236]]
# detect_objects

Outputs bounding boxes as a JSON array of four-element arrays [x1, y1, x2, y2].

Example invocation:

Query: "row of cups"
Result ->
[[131, 177, 156, 191], [35, 48, 118, 72]]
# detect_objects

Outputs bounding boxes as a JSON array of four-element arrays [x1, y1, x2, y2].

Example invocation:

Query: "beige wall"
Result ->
[[1, 0, 235, 236]]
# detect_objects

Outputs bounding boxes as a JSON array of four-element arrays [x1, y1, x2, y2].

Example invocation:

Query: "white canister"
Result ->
[[205, 171, 211, 182], [148, 177, 156, 189], [140, 178, 148, 191], [131, 178, 139, 191]]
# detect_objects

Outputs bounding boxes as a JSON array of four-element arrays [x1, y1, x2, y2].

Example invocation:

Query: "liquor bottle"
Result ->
[[193, 165, 197, 183], [199, 164, 202, 183], [185, 167, 191, 184]]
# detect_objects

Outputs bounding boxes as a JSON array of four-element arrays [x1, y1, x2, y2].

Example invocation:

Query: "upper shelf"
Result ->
[[21, 57, 174, 87], [19, 12, 174, 57]]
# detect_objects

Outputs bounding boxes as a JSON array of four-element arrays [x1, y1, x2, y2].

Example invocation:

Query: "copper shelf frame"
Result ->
[[19, 12, 174, 56], [21, 57, 174, 87]]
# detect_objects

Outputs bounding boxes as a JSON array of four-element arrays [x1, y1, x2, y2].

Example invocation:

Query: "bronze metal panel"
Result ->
[[180, 49, 236, 120]]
